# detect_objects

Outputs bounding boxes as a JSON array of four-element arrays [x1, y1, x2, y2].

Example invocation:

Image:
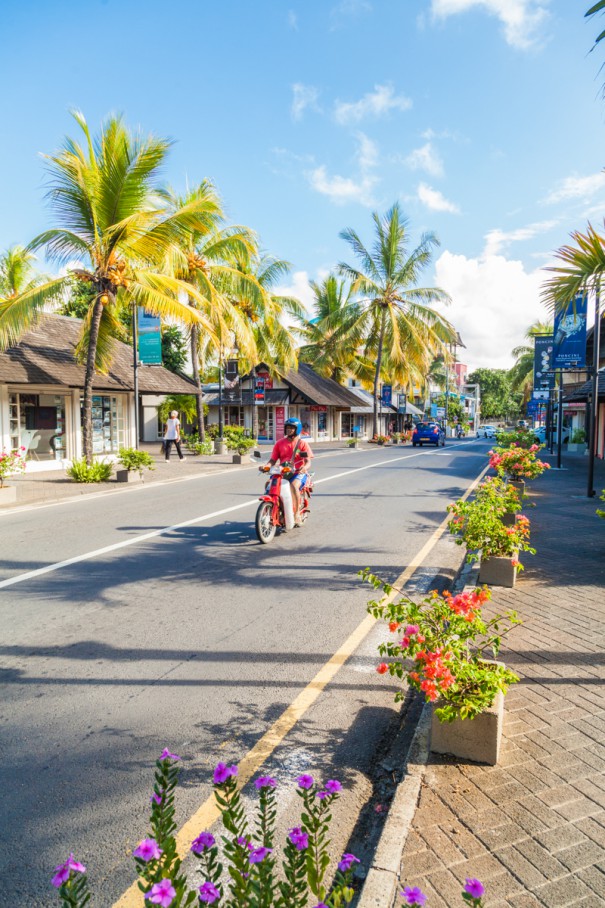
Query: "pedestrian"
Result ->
[[164, 410, 184, 462]]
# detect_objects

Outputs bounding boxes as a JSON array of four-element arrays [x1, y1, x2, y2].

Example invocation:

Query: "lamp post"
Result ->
[[132, 307, 139, 449], [587, 287, 601, 498]]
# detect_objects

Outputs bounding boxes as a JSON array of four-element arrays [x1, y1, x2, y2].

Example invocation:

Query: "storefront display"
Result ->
[[86, 395, 125, 455], [8, 392, 67, 461]]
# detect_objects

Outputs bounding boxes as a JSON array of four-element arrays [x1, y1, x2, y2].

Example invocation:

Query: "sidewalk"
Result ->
[[371, 455, 605, 907]]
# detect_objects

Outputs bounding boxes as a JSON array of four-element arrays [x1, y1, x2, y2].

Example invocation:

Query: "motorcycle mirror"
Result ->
[[252, 449, 262, 459]]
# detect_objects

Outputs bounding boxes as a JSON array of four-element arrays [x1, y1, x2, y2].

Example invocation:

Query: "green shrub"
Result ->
[[186, 437, 214, 455], [117, 448, 155, 475], [226, 435, 256, 455], [67, 458, 113, 483], [571, 428, 586, 444]]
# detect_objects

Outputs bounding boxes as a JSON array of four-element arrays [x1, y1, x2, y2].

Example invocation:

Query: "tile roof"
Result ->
[[283, 363, 365, 407], [0, 314, 198, 394]]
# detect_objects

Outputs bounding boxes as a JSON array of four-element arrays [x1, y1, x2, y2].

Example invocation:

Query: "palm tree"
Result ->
[[542, 222, 605, 309], [0, 111, 218, 464], [338, 203, 456, 435], [508, 321, 552, 395], [0, 246, 46, 299]]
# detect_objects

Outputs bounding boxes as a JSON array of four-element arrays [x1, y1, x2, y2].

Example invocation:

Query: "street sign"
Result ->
[[553, 294, 587, 368], [137, 309, 162, 364]]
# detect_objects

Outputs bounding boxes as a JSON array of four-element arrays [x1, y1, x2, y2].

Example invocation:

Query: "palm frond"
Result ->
[[0, 276, 70, 349]]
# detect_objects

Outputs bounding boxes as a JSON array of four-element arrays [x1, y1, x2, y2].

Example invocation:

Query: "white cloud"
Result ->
[[287, 10, 298, 30], [483, 219, 559, 255], [543, 171, 605, 204], [434, 249, 548, 369], [291, 83, 321, 121], [404, 141, 444, 177], [306, 132, 379, 206], [274, 270, 316, 317], [417, 182, 460, 213], [334, 84, 412, 125], [430, 0, 550, 50], [330, 0, 372, 28]]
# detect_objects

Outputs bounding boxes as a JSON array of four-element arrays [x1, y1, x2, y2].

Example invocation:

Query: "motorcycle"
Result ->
[[456, 424, 465, 439], [255, 463, 314, 544]]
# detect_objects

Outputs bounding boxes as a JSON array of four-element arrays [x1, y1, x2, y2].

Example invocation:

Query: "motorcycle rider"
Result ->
[[262, 417, 313, 526]]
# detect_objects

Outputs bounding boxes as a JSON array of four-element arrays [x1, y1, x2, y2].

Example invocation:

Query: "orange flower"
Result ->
[[376, 662, 389, 674], [388, 621, 400, 633]]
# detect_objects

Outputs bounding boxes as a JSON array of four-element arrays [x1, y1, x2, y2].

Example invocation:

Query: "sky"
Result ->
[[1, 0, 605, 371]]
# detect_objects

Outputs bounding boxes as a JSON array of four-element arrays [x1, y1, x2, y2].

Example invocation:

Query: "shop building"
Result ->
[[0, 315, 198, 471]]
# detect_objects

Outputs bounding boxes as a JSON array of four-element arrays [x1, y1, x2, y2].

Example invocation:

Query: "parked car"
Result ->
[[533, 426, 570, 444], [476, 424, 497, 439], [412, 421, 445, 447], [517, 419, 529, 428]]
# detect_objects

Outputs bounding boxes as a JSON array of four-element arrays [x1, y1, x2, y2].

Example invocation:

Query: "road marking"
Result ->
[[0, 450, 435, 590], [113, 460, 490, 908]]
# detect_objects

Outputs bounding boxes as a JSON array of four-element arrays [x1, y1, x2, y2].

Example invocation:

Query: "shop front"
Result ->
[[8, 391, 69, 462]]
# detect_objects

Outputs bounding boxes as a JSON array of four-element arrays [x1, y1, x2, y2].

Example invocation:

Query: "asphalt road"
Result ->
[[0, 440, 489, 906]]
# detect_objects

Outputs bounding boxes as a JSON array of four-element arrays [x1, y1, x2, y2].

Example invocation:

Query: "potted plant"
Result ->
[[567, 428, 586, 453], [116, 448, 155, 482], [362, 570, 520, 764], [346, 437, 359, 449], [447, 489, 535, 587], [0, 446, 26, 505], [488, 442, 550, 498], [473, 476, 521, 526]]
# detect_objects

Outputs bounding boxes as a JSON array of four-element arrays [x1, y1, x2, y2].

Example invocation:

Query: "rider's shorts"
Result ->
[[288, 471, 308, 489]]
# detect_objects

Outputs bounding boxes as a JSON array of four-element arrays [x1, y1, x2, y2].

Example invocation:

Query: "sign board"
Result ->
[[381, 384, 392, 406], [225, 359, 239, 379], [254, 378, 265, 404], [553, 294, 587, 368], [397, 392, 407, 414], [430, 403, 438, 418], [310, 405, 327, 412], [275, 406, 285, 438], [137, 309, 162, 364], [223, 378, 241, 404], [533, 335, 554, 394], [256, 372, 273, 390]]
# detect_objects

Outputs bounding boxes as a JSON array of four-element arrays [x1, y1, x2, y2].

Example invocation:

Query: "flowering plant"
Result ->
[[0, 446, 26, 487], [488, 443, 550, 480], [401, 877, 485, 906], [372, 434, 390, 445], [362, 570, 520, 723], [598, 489, 605, 520], [447, 488, 535, 569], [494, 428, 540, 450], [52, 750, 358, 908]]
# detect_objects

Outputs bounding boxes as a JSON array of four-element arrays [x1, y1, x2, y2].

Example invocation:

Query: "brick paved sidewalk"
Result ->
[[400, 457, 605, 907]]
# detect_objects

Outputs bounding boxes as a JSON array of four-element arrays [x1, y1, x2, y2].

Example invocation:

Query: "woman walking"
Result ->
[[164, 410, 184, 461]]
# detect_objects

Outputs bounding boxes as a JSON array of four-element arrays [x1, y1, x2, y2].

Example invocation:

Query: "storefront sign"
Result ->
[[254, 378, 265, 403], [275, 406, 285, 438], [256, 372, 273, 390], [310, 405, 327, 411], [137, 309, 162, 364], [533, 335, 554, 395], [553, 294, 587, 368]]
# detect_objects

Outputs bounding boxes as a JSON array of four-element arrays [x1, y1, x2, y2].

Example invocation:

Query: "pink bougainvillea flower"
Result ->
[[376, 662, 388, 674], [198, 881, 221, 904], [401, 886, 427, 906], [190, 831, 215, 854], [325, 779, 342, 793], [213, 762, 238, 784], [297, 774, 314, 788], [404, 624, 419, 636], [147, 878, 176, 907], [464, 877, 485, 899], [133, 838, 162, 862], [51, 854, 86, 888], [159, 748, 180, 762]]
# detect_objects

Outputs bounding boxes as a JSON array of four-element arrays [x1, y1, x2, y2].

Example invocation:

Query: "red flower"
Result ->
[[376, 663, 388, 674]]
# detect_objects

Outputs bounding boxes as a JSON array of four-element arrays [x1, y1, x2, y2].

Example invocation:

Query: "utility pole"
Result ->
[[587, 287, 601, 498], [132, 307, 139, 449]]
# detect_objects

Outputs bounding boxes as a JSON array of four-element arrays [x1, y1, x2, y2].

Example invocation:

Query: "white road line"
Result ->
[[0, 448, 467, 590]]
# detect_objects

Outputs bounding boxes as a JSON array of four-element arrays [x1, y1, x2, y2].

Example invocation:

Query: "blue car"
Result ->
[[412, 421, 446, 447]]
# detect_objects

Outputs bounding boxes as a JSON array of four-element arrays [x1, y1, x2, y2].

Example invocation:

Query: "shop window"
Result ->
[[81, 395, 125, 455], [257, 407, 274, 441], [9, 392, 67, 461]]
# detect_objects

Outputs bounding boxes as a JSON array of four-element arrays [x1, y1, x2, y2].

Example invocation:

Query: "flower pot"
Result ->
[[566, 443, 586, 454], [0, 484, 17, 506], [478, 554, 517, 588], [430, 689, 504, 765], [508, 479, 526, 498], [116, 469, 142, 483], [232, 454, 243, 464]]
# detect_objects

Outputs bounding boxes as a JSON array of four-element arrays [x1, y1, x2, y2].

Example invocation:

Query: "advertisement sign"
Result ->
[[553, 294, 588, 368], [397, 392, 407, 414], [381, 383, 392, 406], [137, 309, 162, 364], [275, 406, 285, 438], [533, 335, 554, 396], [256, 372, 273, 390], [223, 378, 241, 404], [430, 403, 438, 418], [254, 378, 265, 404]]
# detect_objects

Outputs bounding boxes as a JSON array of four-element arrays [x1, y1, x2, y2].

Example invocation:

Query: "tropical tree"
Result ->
[[338, 203, 456, 435], [161, 325, 188, 374], [587, 1, 605, 94], [542, 222, 605, 312], [0, 111, 220, 464], [467, 368, 522, 420], [0, 246, 46, 299], [508, 320, 552, 396]]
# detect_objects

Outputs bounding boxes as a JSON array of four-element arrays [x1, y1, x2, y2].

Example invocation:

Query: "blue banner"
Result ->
[[553, 294, 587, 368], [381, 383, 392, 406], [533, 335, 554, 399], [137, 309, 162, 364]]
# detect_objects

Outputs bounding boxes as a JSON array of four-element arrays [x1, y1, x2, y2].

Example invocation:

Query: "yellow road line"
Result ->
[[113, 462, 489, 907]]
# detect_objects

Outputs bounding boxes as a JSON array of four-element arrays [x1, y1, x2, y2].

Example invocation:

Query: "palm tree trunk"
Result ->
[[191, 324, 205, 441], [372, 309, 387, 437], [251, 365, 259, 440], [82, 294, 105, 466]]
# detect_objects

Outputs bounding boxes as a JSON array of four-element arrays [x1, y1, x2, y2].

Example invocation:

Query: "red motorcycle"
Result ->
[[255, 464, 313, 544]]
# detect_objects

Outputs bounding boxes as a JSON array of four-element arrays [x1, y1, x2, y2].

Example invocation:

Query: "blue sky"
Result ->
[[2, 0, 604, 369]]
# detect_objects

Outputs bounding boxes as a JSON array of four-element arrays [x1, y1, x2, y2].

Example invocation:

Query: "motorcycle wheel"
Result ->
[[255, 502, 277, 544]]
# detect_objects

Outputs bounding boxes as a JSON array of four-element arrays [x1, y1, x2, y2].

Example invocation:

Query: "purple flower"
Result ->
[[401, 886, 427, 906], [464, 878, 485, 899], [150, 792, 162, 805], [249, 846, 272, 864], [198, 881, 221, 904], [288, 827, 309, 850], [312, 904, 329, 908], [147, 878, 176, 907], [213, 762, 238, 784], [254, 776, 277, 789], [316, 790, 328, 800], [51, 854, 87, 888], [190, 832, 215, 854], [237, 836, 252, 849], [133, 838, 162, 862], [325, 779, 342, 794], [337, 852, 360, 873], [297, 774, 314, 789], [159, 748, 180, 762]]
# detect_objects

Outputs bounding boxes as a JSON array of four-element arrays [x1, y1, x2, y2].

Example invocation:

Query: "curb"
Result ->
[[356, 552, 474, 908]]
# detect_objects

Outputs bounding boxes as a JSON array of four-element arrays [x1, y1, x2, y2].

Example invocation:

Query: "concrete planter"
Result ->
[[508, 479, 526, 498], [430, 689, 504, 765], [500, 512, 517, 527], [478, 554, 517, 588], [214, 439, 227, 455], [566, 443, 586, 454], [231, 454, 243, 464], [0, 484, 17, 506]]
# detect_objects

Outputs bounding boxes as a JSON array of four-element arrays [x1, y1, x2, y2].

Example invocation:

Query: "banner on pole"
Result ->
[[137, 309, 162, 364], [397, 392, 407, 414], [553, 294, 588, 368], [381, 383, 392, 406], [533, 335, 554, 396], [254, 378, 265, 404]]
